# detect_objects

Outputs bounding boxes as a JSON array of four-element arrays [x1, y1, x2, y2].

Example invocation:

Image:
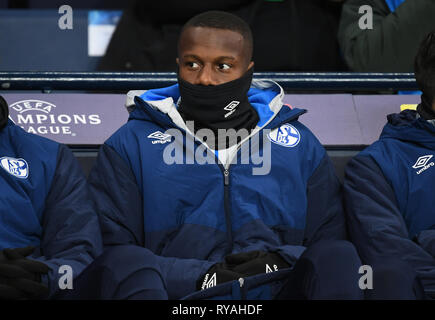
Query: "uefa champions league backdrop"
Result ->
[[2, 93, 421, 146]]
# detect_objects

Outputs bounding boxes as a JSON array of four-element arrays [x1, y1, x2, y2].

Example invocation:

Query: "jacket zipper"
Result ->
[[221, 165, 233, 253], [159, 122, 235, 252], [150, 107, 306, 256]]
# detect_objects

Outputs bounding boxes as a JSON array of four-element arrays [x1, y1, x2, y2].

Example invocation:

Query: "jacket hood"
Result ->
[[124, 79, 299, 130], [380, 110, 435, 149]]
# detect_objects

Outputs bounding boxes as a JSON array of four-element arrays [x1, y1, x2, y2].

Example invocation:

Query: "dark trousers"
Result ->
[[54, 241, 424, 300], [275, 241, 425, 300], [275, 240, 363, 299], [54, 245, 168, 300], [363, 258, 426, 300]]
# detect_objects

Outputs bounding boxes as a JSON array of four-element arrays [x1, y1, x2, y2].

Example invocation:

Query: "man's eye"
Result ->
[[186, 62, 199, 69], [218, 63, 231, 70]]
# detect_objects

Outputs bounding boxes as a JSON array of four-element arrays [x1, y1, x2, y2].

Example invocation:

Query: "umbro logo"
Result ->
[[224, 101, 240, 118], [147, 131, 172, 144], [412, 155, 434, 175]]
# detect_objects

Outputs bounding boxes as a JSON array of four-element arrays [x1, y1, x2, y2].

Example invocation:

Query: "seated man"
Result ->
[[0, 95, 102, 299], [344, 31, 435, 299], [88, 10, 363, 300]]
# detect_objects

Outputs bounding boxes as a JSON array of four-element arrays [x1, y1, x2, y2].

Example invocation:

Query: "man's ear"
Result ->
[[248, 61, 254, 70], [176, 58, 180, 66]]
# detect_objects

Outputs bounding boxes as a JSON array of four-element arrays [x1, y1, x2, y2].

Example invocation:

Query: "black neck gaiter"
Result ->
[[417, 94, 435, 120], [178, 68, 259, 149], [0, 95, 9, 131]]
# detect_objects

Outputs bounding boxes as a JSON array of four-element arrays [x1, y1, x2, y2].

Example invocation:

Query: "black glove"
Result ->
[[0, 246, 50, 300], [225, 250, 290, 277], [196, 251, 290, 291], [196, 262, 244, 291]]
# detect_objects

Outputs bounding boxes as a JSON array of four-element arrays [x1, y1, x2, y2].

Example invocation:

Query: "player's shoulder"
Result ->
[[5, 121, 60, 156]]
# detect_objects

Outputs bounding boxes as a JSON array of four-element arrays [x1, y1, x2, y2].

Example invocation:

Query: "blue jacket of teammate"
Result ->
[[344, 110, 435, 291], [88, 80, 347, 299], [0, 119, 102, 297]]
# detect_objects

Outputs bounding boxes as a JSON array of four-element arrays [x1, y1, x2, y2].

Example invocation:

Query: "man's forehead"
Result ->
[[178, 26, 246, 57]]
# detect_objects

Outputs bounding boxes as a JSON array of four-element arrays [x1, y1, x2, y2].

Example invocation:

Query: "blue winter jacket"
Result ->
[[0, 120, 102, 297], [88, 80, 347, 299], [344, 110, 435, 291]]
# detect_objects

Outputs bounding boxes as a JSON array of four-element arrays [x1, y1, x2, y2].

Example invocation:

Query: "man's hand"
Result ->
[[0, 246, 50, 300], [196, 262, 244, 291], [196, 250, 290, 291], [225, 250, 290, 276]]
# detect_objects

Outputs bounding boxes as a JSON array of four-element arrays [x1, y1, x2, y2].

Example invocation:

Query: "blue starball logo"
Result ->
[[267, 124, 301, 148], [0, 157, 29, 179]]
